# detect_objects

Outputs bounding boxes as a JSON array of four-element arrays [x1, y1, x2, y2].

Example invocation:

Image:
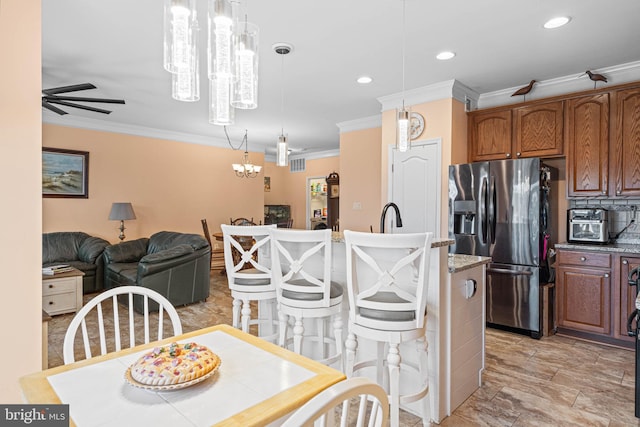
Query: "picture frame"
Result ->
[[42, 147, 89, 198], [330, 184, 340, 198], [264, 176, 271, 192]]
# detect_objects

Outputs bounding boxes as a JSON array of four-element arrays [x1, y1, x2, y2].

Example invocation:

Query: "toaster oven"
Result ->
[[567, 208, 609, 244]]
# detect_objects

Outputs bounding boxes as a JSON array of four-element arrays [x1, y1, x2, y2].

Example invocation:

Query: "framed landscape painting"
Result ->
[[42, 147, 89, 198]]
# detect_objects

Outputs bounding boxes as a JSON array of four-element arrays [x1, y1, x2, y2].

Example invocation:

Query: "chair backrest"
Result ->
[[63, 286, 183, 364], [201, 219, 213, 263], [343, 230, 433, 331], [221, 224, 277, 292], [281, 377, 389, 427], [270, 228, 332, 308], [230, 217, 256, 226]]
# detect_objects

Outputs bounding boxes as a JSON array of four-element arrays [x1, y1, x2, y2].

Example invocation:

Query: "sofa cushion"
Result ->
[[139, 244, 194, 264], [105, 262, 138, 282], [78, 236, 110, 263], [103, 238, 149, 263], [42, 232, 89, 264], [148, 231, 209, 253]]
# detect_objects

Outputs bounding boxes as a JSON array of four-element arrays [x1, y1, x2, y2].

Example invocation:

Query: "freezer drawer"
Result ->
[[486, 263, 540, 336]]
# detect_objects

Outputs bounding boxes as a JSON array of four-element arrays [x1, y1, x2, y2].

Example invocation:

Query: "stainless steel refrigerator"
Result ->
[[448, 158, 552, 338]]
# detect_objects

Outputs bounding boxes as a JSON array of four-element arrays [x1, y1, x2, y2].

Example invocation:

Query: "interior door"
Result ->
[[390, 139, 441, 234]]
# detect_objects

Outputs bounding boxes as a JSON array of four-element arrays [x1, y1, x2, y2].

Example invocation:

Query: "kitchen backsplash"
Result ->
[[570, 199, 640, 244]]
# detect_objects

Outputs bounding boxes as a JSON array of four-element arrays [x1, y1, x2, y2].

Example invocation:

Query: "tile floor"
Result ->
[[47, 272, 639, 426]]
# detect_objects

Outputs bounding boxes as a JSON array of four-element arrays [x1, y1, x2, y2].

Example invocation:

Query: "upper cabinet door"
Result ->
[[566, 94, 610, 197], [612, 87, 640, 197], [514, 101, 564, 158], [469, 110, 512, 162]]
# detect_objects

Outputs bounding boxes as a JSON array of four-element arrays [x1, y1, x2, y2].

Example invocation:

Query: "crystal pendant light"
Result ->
[[172, 36, 200, 101], [396, 0, 410, 153], [208, 0, 235, 124], [163, 0, 198, 74], [274, 43, 292, 167], [232, 20, 259, 110]]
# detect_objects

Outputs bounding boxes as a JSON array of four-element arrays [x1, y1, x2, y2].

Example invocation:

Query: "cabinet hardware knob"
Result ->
[[516, 152, 521, 157], [602, 191, 607, 194], [617, 190, 621, 195], [506, 153, 511, 158], [48, 284, 53, 288], [49, 301, 53, 305], [580, 256, 586, 262], [623, 260, 629, 265], [604, 273, 610, 278]]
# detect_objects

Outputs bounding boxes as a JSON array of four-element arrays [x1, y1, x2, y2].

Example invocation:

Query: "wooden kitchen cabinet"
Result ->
[[468, 109, 512, 161], [514, 101, 564, 158], [566, 93, 610, 197], [612, 87, 640, 197], [468, 101, 563, 162], [556, 249, 611, 336]]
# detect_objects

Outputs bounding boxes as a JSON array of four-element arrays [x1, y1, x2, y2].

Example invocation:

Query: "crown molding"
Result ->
[[478, 60, 640, 109], [377, 79, 480, 112], [336, 115, 381, 133], [43, 115, 231, 149]]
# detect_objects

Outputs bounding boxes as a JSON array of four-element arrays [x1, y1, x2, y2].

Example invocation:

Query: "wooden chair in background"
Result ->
[[201, 219, 225, 272]]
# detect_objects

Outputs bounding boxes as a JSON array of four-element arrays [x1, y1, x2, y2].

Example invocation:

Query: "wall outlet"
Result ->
[[353, 202, 362, 210]]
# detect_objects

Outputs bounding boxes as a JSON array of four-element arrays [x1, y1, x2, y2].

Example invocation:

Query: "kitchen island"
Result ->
[[325, 233, 490, 422]]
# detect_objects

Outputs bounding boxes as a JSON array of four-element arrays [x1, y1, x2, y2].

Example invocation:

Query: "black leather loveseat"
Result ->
[[42, 232, 111, 294], [103, 231, 211, 311]]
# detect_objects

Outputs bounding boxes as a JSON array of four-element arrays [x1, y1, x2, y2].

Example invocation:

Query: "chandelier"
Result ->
[[231, 130, 262, 178], [163, 0, 259, 125]]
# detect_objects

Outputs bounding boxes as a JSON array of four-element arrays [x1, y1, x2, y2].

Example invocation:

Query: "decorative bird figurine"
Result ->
[[511, 80, 536, 101], [585, 70, 608, 89]]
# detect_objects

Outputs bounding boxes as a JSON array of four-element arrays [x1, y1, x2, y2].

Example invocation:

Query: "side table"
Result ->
[[42, 268, 84, 316]]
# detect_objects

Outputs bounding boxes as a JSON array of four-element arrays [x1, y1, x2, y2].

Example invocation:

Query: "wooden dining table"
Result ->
[[20, 324, 346, 427]]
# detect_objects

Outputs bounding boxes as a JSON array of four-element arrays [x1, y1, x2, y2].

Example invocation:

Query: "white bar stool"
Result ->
[[270, 228, 343, 370], [221, 224, 278, 341], [343, 230, 433, 427]]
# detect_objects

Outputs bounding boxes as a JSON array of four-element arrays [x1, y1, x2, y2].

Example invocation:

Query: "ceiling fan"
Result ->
[[42, 83, 125, 115]]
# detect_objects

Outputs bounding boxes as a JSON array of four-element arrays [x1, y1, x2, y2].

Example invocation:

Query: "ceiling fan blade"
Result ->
[[42, 100, 68, 115], [42, 83, 96, 95], [44, 95, 125, 104], [46, 99, 112, 114]]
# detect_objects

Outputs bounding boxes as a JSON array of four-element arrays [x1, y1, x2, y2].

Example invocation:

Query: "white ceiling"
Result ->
[[42, 1, 640, 158]]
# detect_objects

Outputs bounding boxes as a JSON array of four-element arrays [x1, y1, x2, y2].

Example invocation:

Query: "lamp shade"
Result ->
[[109, 203, 136, 221]]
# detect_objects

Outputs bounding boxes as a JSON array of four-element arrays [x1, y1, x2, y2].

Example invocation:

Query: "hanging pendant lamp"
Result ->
[[163, 0, 198, 74], [231, 130, 262, 178], [396, 0, 410, 152], [274, 43, 292, 167]]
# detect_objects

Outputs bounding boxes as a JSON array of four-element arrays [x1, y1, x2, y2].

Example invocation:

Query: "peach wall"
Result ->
[[1, 0, 42, 401], [380, 98, 459, 237], [43, 124, 266, 242], [339, 127, 382, 232]]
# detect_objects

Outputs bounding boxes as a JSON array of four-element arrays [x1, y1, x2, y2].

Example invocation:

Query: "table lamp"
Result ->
[[108, 202, 136, 241]]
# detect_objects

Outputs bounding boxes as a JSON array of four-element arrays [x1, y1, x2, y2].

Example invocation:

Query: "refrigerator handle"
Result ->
[[480, 177, 488, 244], [489, 175, 496, 244]]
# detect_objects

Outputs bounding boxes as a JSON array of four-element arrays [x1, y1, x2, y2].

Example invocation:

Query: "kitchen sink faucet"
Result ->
[[380, 202, 403, 233]]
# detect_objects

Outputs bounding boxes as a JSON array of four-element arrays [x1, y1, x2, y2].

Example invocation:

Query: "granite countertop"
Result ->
[[331, 231, 454, 248], [555, 242, 640, 254], [448, 254, 492, 273]]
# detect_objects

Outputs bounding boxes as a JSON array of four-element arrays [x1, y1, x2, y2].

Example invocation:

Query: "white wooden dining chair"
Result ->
[[221, 224, 278, 340], [62, 285, 182, 364], [281, 377, 389, 427], [343, 230, 433, 427], [270, 228, 343, 370]]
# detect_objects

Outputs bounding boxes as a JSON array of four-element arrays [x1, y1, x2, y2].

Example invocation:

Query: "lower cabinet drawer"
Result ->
[[43, 277, 78, 296], [43, 292, 76, 315]]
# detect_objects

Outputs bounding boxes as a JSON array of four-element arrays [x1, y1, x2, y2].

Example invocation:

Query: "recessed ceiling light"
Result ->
[[436, 51, 455, 61], [544, 16, 571, 29], [357, 76, 373, 84]]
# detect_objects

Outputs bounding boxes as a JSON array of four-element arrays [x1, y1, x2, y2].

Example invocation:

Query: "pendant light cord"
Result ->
[[223, 126, 247, 151], [401, 0, 406, 110], [280, 51, 285, 136]]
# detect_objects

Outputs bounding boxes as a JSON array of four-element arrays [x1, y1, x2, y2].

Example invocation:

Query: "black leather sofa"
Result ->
[[42, 232, 111, 294], [103, 231, 211, 311]]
